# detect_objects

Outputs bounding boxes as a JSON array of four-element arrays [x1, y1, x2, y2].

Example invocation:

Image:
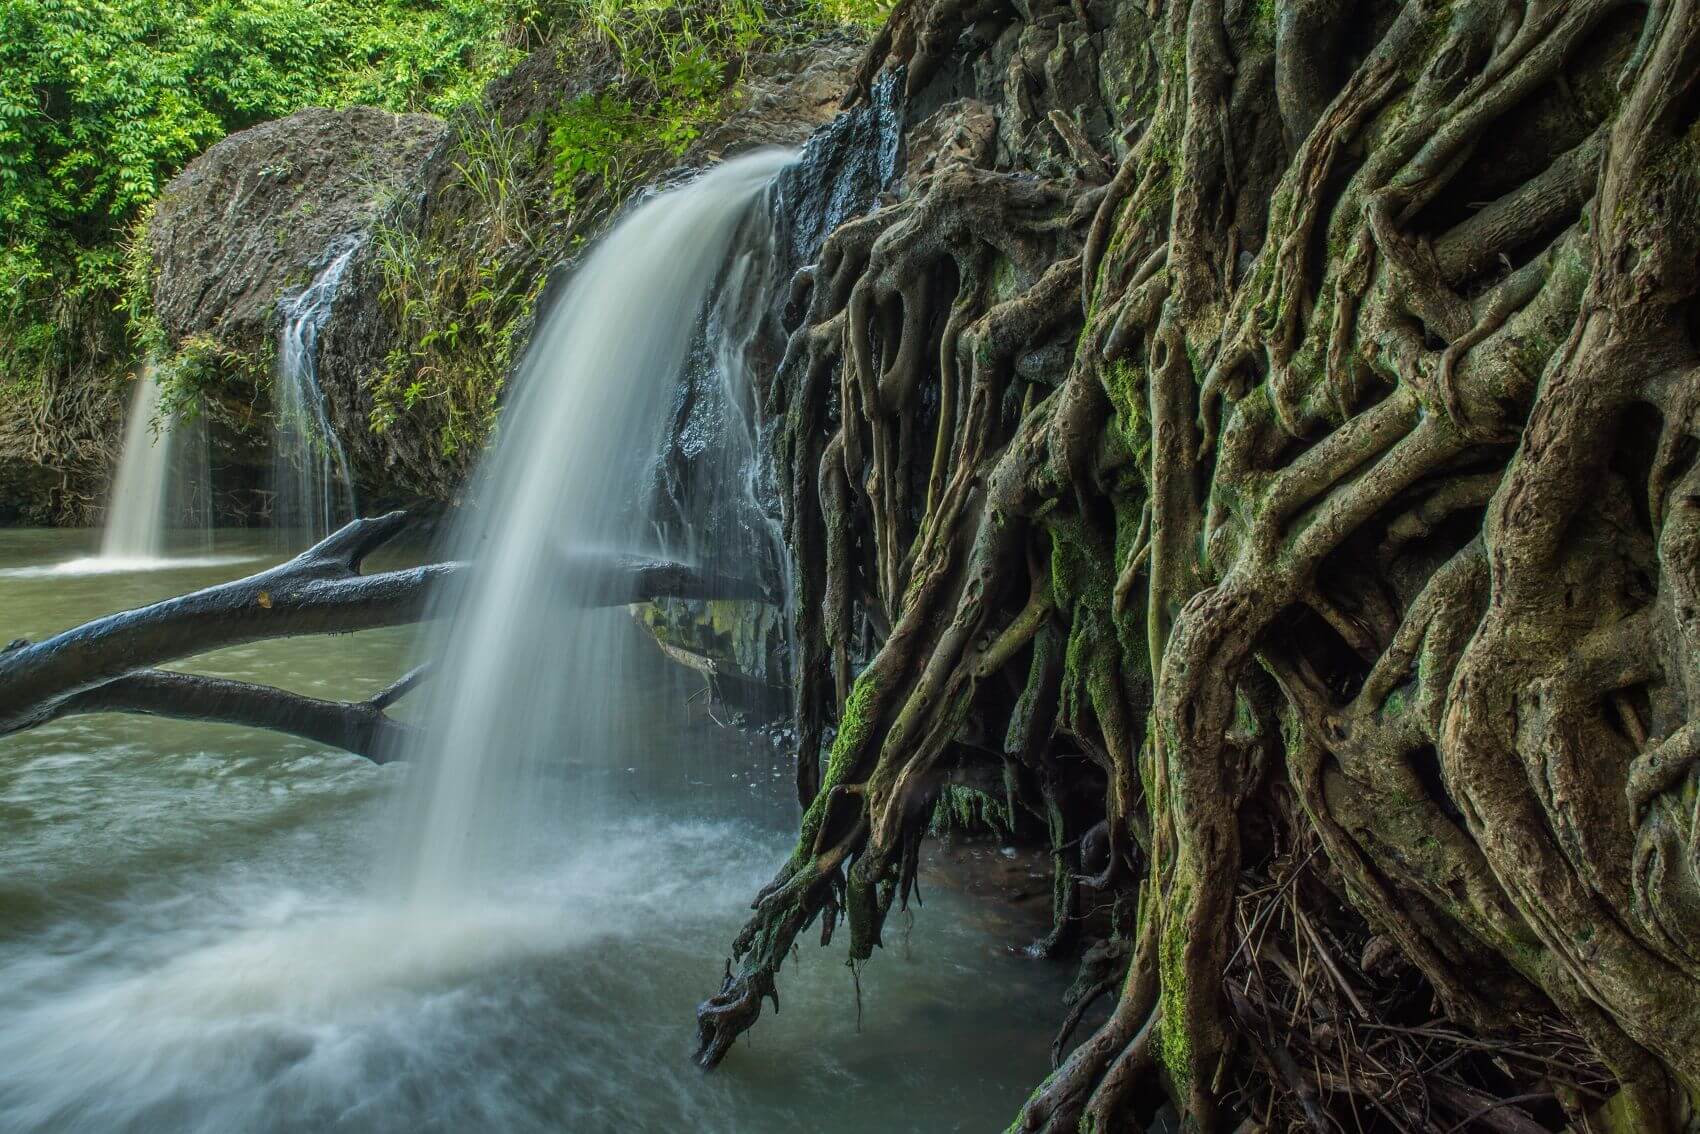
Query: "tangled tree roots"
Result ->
[[698, 0, 1700, 1128]]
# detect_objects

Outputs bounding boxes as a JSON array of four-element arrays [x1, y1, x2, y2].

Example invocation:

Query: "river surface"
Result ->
[[0, 530, 1067, 1133]]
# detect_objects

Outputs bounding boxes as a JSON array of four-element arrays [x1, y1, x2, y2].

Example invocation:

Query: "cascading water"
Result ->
[[646, 227, 796, 696], [646, 70, 905, 702], [87, 364, 212, 568], [391, 150, 795, 902], [696, 238, 797, 680], [273, 236, 358, 543], [99, 367, 174, 562], [0, 82, 1071, 1134]]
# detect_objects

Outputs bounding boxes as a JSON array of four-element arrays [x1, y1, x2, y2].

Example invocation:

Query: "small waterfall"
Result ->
[[273, 237, 358, 542], [391, 151, 793, 902], [98, 366, 209, 564], [101, 368, 172, 560]]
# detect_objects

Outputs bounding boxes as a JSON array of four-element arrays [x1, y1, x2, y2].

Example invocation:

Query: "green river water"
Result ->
[[0, 529, 1068, 1134]]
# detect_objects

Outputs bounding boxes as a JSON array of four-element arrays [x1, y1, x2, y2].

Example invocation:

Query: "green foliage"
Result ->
[[369, 108, 547, 462], [152, 334, 256, 423], [805, 0, 890, 24], [544, 0, 761, 203], [545, 0, 891, 203], [0, 0, 529, 397], [375, 0, 890, 464], [451, 103, 541, 250], [547, 93, 652, 202]]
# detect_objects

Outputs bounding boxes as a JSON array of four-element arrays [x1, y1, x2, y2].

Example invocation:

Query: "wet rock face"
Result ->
[[150, 107, 448, 355], [641, 67, 904, 711], [764, 65, 906, 272]]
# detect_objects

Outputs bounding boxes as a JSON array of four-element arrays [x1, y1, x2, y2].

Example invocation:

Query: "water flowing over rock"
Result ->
[[390, 151, 794, 902], [148, 108, 448, 353], [146, 106, 449, 520], [134, 40, 872, 527], [272, 238, 359, 542], [643, 69, 906, 711], [8, 1, 1700, 1125]]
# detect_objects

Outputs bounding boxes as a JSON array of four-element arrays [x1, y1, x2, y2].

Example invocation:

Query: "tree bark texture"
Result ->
[[696, 1, 1700, 1129]]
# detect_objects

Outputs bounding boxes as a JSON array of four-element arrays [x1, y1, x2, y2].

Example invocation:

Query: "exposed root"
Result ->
[[699, 0, 1700, 1127]]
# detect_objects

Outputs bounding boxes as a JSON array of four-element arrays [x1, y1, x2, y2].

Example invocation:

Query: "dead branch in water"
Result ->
[[1, 511, 769, 759]]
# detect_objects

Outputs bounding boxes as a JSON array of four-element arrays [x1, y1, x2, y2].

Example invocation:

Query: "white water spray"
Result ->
[[88, 365, 212, 569], [392, 150, 793, 902], [273, 237, 358, 542]]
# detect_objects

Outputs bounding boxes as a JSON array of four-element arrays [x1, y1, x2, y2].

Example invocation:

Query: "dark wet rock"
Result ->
[[641, 62, 902, 712], [765, 65, 906, 272], [150, 107, 449, 356], [308, 199, 445, 512]]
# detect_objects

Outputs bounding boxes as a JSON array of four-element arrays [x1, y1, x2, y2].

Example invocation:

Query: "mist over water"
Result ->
[[390, 150, 796, 902]]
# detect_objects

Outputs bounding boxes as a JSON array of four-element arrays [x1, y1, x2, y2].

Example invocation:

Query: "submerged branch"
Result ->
[[48, 669, 422, 763]]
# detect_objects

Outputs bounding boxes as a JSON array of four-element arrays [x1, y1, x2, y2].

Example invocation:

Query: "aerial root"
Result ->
[[697, 0, 1700, 1124], [1435, 243, 1559, 438], [695, 961, 779, 1070], [1628, 721, 1700, 823], [1016, 985, 1155, 1133]]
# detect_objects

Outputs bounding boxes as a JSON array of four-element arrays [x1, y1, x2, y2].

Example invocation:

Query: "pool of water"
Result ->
[[0, 529, 1067, 1133]]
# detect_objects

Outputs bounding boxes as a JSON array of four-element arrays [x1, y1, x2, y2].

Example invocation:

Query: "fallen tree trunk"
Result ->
[[0, 512, 448, 735], [0, 511, 773, 757], [42, 665, 432, 763]]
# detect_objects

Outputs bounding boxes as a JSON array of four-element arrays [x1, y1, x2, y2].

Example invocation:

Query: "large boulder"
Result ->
[[149, 106, 448, 354], [147, 106, 449, 518]]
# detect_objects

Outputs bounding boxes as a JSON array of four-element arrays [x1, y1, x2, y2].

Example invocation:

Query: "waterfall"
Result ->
[[273, 237, 358, 543], [390, 150, 794, 902], [100, 367, 173, 561], [97, 366, 210, 565]]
